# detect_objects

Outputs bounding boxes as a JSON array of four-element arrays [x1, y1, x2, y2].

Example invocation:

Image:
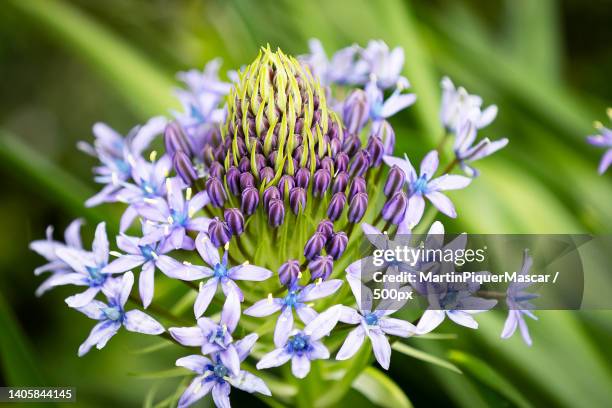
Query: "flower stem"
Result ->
[[128, 293, 191, 326], [435, 130, 450, 154], [442, 157, 459, 175]]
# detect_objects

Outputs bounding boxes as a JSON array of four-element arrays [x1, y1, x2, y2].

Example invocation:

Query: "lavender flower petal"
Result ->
[[123, 310, 165, 335], [274, 307, 294, 347], [336, 326, 366, 360], [369, 329, 392, 370], [291, 354, 311, 379], [169, 327, 205, 347], [256, 349, 292, 369]]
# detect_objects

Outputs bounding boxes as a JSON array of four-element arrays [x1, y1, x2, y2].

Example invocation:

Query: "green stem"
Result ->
[[128, 294, 190, 326]]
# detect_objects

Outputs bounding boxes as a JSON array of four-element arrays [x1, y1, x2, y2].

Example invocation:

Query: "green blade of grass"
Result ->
[[9, 0, 177, 118], [352, 366, 413, 408], [0, 292, 46, 387], [392, 342, 462, 374], [448, 350, 532, 408], [0, 131, 108, 224], [504, 0, 561, 81]]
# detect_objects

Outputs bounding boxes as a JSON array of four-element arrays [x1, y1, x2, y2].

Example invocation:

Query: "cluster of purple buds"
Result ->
[[162, 46, 395, 253]]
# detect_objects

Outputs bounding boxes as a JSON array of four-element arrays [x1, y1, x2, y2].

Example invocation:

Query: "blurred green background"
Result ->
[[1, 0, 611, 407]]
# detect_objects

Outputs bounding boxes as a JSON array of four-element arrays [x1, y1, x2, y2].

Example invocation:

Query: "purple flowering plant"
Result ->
[[30, 40, 527, 407]]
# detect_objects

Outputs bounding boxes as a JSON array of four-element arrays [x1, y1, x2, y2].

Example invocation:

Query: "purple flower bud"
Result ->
[[205, 177, 226, 208], [384, 165, 405, 196], [335, 152, 350, 172], [289, 187, 307, 214], [208, 217, 231, 247], [268, 150, 278, 166], [312, 169, 331, 197], [267, 198, 285, 228], [373, 120, 395, 154], [202, 145, 214, 167], [278, 175, 295, 199], [348, 192, 368, 223], [279, 259, 300, 287], [240, 172, 255, 190], [316, 219, 334, 239], [349, 149, 371, 177], [326, 232, 348, 260], [260, 166, 275, 184], [309, 255, 334, 281], [209, 161, 224, 179], [239, 157, 250, 173], [293, 146, 304, 163], [295, 167, 310, 189], [343, 89, 369, 134], [164, 121, 192, 157], [254, 154, 266, 171], [320, 157, 334, 173], [304, 231, 326, 260], [330, 138, 342, 157], [343, 136, 361, 156], [332, 171, 349, 194], [241, 186, 259, 215], [327, 192, 346, 221], [382, 191, 408, 224], [173, 151, 197, 186], [366, 136, 384, 167], [224, 208, 245, 236], [235, 137, 247, 156], [348, 176, 366, 201], [263, 186, 281, 212], [226, 166, 241, 196]]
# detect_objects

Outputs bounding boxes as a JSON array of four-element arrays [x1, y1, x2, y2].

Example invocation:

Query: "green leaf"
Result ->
[[143, 381, 161, 408], [448, 350, 532, 408], [0, 131, 107, 224], [392, 342, 462, 374], [352, 366, 413, 408], [472, 312, 612, 407], [131, 341, 172, 355], [8, 0, 177, 118], [128, 367, 191, 379], [0, 292, 46, 386], [316, 342, 372, 407], [504, 0, 560, 81]]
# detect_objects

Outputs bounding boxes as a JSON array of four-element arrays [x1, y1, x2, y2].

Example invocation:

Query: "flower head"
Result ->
[[78, 117, 167, 207], [414, 226, 497, 334], [170, 290, 246, 376], [256, 306, 341, 378], [299, 39, 364, 87], [501, 249, 539, 346], [359, 40, 407, 89], [136, 177, 211, 250], [176, 334, 269, 408], [180, 232, 273, 318], [383, 151, 472, 229], [586, 109, 612, 174], [75, 272, 164, 356], [453, 118, 508, 177], [336, 275, 415, 369], [52, 222, 118, 308], [439, 77, 497, 133], [173, 59, 231, 155], [102, 225, 198, 308], [30, 219, 86, 296], [244, 279, 342, 347], [365, 77, 416, 132]]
